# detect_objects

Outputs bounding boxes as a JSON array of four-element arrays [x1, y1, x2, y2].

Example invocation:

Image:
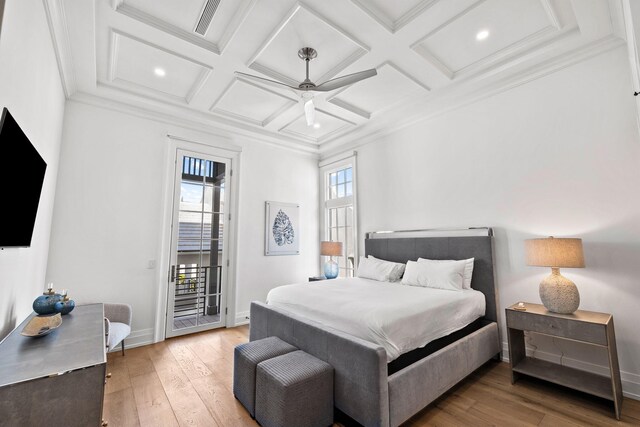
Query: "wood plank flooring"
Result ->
[[103, 325, 640, 427]]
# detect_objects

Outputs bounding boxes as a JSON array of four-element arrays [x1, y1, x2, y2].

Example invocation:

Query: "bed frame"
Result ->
[[250, 228, 501, 427]]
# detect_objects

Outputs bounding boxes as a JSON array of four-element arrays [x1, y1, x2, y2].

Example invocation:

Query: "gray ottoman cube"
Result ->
[[234, 336, 297, 417], [255, 350, 334, 427]]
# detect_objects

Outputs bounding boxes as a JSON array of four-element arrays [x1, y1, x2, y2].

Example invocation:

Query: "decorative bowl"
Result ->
[[21, 313, 62, 337]]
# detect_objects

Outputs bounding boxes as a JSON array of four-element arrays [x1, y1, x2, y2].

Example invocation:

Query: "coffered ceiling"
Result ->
[[46, 0, 627, 155]]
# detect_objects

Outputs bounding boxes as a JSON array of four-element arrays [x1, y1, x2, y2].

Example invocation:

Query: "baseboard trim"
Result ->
[[501, 342, 640, 401], [108, 328, 154, 352], [235, 310, 250, 326]]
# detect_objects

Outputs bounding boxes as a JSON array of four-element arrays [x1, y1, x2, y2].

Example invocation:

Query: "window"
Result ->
[[321, 158, 357, 278]]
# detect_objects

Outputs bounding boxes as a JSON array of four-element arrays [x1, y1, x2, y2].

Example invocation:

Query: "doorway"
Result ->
[[165, 148, 232, 338]]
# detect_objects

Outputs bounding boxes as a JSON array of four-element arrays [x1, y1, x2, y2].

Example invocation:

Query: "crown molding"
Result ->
[[541, 0, 562, 29], [210, 77, 298, 127], [43, 0, 77, 98], [167, 133, 242, 153], [410, 0, 487, 44], [320, 27, 603, 151], [69, 91, 320, 157], [328, 61, 431, 119], [410, 0, 571, 81], [49, 0, 629, 158], [452, 26, 574, 79], [350, 0, 439, 34], [320, 34, 626, 159], [609, 0, 628, 40], [328, 98, 371, 119], [212, 0, 258, 54], [410, 47, 454, 80], [278, 109, 356, 144]]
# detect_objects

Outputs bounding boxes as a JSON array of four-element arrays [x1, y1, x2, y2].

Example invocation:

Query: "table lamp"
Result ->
[[525, 236, 585, 314], [320, 241, 343, 279]]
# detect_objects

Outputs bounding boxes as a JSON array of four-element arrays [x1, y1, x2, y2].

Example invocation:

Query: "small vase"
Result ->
[[56, 299, 75, 315], [33, 293, 64, 315], [323, 259, 339, 279]]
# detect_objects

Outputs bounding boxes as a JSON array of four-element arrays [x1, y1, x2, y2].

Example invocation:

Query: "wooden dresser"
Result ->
[[0, 304, 107, 426]]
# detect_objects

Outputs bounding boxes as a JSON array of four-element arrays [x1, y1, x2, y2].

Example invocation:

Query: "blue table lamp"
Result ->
[[321, 241, 343, 279]]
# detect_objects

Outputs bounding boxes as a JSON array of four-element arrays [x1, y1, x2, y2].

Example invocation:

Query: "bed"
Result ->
[[266, 277, 486, 362], [250, 228, 501, 427]]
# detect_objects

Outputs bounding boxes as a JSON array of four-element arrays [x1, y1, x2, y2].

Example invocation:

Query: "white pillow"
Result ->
[[368, 256, 405, 282], [401, 259, 466, 291], [356, 256, 397, 282], [418, 257, 474, 290]]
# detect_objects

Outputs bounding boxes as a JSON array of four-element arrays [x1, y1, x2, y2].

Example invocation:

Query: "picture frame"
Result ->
[[265, 201, 299, 256]]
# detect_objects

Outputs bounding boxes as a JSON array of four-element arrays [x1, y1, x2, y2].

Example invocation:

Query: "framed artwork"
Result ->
[[265, 201, 299, 256]]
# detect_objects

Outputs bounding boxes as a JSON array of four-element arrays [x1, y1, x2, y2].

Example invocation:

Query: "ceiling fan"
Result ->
[[235, 47, 377, 126]]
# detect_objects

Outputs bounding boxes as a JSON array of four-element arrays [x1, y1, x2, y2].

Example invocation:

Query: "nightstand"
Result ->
[[506, 302, 623, 419]]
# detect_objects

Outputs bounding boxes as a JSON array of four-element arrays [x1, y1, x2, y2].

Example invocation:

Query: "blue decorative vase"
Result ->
[[33, 293, 64, 315], [323, 259, 339, 279], [57, 299, 75, 315]]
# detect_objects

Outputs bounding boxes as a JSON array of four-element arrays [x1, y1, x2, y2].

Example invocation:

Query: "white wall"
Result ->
[[355, 46, 640, 397], [46, 101, 318, 345], [235, 141, 319, 320], [0, 0, 65, 339]]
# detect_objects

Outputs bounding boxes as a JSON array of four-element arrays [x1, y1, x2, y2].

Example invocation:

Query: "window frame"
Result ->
[[319, 154, 358, 278]]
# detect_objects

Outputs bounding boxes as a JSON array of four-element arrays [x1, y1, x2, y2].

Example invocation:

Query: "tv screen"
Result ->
[[0, 108, 47, 248]]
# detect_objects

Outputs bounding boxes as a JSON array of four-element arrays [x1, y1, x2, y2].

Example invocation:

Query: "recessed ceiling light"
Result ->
[[313, 123, 321, 129], [476, 30, 489, 41], [154, 67, 166, 77]]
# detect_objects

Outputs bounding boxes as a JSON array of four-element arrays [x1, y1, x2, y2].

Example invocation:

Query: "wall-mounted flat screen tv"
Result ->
[[0, 107, 47, 248]]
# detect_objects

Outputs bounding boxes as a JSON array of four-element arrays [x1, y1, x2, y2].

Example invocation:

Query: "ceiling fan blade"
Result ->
[[304, 99, 315, 126], [313, 68, 377, 92], [234, 72, 300, 92]]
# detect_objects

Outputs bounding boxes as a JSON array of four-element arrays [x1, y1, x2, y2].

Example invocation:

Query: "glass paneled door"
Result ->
[[166, 149, 229, 337]]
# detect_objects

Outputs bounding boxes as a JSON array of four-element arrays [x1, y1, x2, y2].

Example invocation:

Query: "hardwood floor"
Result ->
[[104, 325, 640, 427]]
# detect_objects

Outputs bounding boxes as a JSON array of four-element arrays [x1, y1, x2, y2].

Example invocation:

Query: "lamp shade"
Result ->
[[320, 241, 342, 257], [525, 237, 585, 268]]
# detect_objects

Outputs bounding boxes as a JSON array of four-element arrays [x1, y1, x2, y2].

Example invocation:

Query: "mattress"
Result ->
[[266, 277, 486, 361]]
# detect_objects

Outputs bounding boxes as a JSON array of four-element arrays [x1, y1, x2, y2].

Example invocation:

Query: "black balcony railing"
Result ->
[[174, 264, 222, 319]]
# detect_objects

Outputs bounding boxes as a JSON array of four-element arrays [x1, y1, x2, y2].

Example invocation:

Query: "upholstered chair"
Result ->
[[104, 303, 132, 355]]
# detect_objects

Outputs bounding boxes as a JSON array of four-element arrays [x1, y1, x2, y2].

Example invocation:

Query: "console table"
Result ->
[[506, 302, 623, 419], [0, 304, 107, 426]]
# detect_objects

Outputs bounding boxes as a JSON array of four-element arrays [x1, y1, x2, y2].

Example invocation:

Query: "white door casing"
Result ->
[[154, 135, 241, 342]]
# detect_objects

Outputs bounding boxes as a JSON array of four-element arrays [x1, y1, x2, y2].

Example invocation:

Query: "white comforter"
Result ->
[[266, 277, 485, 362]]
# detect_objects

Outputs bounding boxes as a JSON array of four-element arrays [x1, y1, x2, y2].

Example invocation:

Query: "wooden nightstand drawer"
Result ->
[[506, 309, 607, 346]]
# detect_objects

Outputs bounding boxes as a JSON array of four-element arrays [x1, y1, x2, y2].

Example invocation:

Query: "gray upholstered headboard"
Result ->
[[364, 228, 498, 323]]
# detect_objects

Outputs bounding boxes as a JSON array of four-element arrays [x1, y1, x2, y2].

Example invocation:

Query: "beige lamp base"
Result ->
[[539, 267, 580, 314]]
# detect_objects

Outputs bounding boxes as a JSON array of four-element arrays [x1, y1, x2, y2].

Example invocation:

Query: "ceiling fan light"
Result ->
[[304, 99, 315, 126]]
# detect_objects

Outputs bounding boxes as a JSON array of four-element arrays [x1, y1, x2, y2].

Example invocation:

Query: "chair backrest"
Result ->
[[103, 303, 132, 326]]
